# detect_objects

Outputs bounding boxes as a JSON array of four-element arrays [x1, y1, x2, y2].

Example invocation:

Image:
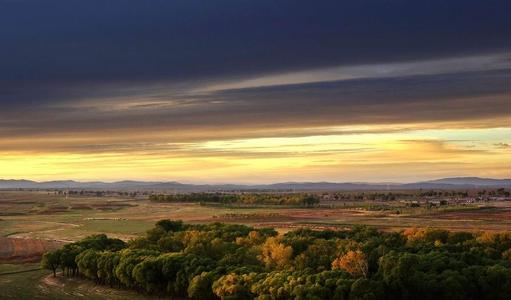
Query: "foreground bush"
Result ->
[[42, 221, 511, 299]]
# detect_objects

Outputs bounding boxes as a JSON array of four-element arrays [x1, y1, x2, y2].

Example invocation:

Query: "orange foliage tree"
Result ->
[[331, 250, 368, 278]]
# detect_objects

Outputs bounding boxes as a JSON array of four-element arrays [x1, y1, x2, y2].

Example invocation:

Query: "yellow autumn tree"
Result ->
[[331, 250, 368, 278], [258, 237, 293, 269], [502, 248, 511, 260], [236, 231, 263, 246]]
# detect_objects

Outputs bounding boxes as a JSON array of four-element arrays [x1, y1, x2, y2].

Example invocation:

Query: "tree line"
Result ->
[[149, 193, 320, 207], [324, 190, 477, 201], [42, 220, 511, 299]]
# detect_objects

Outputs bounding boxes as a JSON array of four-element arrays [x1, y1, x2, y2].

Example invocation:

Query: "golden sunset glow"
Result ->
[[1, 124, 509, 183]]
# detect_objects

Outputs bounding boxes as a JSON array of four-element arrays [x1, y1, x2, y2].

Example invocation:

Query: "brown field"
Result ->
[[1, 190, 511, 246], [0, 237, 62, 263]]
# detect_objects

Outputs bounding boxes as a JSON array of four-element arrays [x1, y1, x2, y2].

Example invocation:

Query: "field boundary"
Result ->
[[0, 267, 42, 276]]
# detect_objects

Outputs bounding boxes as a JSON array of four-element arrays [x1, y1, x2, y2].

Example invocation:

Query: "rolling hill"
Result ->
[[1, 177, 510, 191]]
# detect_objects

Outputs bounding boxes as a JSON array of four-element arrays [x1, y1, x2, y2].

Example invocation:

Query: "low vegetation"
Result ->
[[41, 220, 511, 300]]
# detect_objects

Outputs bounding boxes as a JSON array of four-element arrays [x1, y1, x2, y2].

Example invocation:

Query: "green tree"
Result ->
[[132, 257, 165, 294], [97, 251, 120, 286], [41, 250, 61, 277], [76, 249, 100, 280], [188, 272, 218, 300]]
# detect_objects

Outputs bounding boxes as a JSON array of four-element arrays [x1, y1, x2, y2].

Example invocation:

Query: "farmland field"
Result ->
[[2, 191, 511, 242]]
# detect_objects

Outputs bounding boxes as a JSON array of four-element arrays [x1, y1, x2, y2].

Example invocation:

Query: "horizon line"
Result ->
[[1, 176, 510, 186]]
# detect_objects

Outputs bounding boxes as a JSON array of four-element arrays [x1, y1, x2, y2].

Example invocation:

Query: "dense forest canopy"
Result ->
[[42, 220, 511, 299]]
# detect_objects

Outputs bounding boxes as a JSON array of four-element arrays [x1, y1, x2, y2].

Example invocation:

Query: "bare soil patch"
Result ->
[[419, 207, 511, 221]]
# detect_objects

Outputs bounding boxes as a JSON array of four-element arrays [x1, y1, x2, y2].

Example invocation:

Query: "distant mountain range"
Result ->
[[0, 177, 510, 191]]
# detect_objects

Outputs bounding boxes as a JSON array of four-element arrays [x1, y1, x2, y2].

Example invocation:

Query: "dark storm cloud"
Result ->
[[1, 0, 511, 94]]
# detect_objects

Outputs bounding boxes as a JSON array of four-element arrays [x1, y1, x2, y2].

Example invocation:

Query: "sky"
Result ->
[[1, 0, 511, 183]]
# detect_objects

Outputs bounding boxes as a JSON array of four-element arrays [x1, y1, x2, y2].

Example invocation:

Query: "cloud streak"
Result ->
[[0, 68, 510, 146]]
